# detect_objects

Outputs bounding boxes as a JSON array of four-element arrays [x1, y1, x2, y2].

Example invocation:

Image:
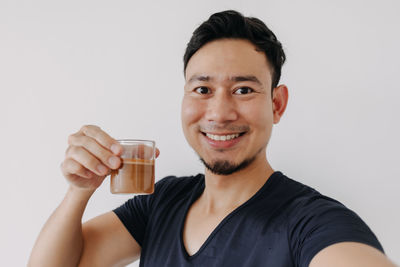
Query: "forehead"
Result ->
[[185, 39, 272, 86]]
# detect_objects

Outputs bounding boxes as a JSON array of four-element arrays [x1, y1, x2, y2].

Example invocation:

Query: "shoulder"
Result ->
[[112, 173, 204, 243], [270, 172, 346, 212], [276, 172, 370, 232], [153, 173, 204, 195], [275, 172, 384, 265], [141, 173, 204, 207], [114, 173, 203, 213]]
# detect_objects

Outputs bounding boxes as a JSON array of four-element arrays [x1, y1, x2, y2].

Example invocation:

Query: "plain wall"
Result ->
[[0, 0, 399, 266]]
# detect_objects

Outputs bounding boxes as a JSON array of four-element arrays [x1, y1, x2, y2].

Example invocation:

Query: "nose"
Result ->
[[204, 90, 238, 123]]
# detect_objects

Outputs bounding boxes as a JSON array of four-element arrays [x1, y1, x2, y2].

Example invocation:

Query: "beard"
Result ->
[[199, 151, 259, 175]]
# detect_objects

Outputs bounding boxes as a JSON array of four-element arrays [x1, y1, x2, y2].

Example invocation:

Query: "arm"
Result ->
[[310, 242, 397, 267], [28, 187, 141, 267], [79, 211, 140, 267], [28, 125, 142, 266], [288, 193, 396, 267], [28, 186, 94, 267]]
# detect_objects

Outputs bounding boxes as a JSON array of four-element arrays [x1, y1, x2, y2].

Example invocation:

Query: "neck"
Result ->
[[200, 154, 274, 214]]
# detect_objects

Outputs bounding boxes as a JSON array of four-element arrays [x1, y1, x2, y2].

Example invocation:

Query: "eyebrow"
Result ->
[[187, 75, 262, 85]]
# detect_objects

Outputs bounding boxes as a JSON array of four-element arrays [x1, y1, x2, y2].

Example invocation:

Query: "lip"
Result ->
[[201, 131, 246, 149], [202, 131, 243, 135]]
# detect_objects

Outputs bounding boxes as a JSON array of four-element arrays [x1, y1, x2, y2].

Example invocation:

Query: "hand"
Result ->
[[61, 125, 123, 191]]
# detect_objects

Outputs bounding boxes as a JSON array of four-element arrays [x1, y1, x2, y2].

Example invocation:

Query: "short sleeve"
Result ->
[[289, 195, 384, 267], [112, 177, 172, 246]]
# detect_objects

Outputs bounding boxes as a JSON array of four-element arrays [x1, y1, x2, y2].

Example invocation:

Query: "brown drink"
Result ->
[[110, 158, 155, 194]]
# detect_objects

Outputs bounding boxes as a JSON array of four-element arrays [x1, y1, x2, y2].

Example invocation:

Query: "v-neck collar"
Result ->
[[179, 171, 281, 260]]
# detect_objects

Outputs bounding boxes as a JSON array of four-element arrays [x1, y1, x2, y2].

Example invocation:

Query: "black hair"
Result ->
[[183, 10, 286, 89]]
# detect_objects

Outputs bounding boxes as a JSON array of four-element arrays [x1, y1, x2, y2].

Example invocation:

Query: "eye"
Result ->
[[194, 87, 210, 94], [234, 87, 254, 95]]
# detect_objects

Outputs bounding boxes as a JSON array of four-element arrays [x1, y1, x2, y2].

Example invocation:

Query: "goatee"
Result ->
[[199, 154, 257, 175]]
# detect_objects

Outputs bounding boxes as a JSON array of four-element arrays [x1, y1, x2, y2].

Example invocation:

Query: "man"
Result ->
[[28, 10, 396, 267]]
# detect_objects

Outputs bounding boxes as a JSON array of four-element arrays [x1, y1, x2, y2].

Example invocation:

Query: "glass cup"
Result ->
[[110, 139, 156, 194]]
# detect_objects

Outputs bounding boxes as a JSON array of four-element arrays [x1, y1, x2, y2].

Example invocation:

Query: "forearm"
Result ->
[[310, 242, 397, 267], [28, 186, 95, 267]]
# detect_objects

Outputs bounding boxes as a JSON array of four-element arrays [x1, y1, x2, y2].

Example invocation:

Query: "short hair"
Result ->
[[183, 10, 286, 90]]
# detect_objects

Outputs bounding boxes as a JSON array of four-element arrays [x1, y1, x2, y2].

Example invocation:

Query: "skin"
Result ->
[[28, 40, 396, 267]]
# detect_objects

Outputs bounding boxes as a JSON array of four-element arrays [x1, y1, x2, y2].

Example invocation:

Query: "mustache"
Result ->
[[198, 123, 250, 133]]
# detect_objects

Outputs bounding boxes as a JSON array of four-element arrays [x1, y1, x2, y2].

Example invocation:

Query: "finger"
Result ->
[[156, 148, 160, 158], [66, 146, 109, 176], [78, 125, 122, 155], [61, 158, 93, 179], [68, 134, 121, 170]]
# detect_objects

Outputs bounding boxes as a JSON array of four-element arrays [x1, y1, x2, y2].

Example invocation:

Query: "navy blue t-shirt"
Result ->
[[113, 171, 383, 267]]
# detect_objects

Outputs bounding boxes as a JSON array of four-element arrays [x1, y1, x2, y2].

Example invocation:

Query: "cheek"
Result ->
[[243, 99, 273, 132], [181, 97, 203, 131]]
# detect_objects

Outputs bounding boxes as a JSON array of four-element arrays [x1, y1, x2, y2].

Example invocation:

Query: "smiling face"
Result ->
[[182, 38, 285, 175]]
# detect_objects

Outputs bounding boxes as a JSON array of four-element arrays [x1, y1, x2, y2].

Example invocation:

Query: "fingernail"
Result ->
[[108, 156, 121, 168], [97, 164, 108, 175], [111, 144, 120, 154]]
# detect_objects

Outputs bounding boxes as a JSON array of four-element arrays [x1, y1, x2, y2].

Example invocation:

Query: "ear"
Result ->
[[272, 84, 289, 124]]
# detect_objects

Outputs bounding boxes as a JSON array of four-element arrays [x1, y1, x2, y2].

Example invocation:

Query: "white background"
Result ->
[[1, 0, 399, 266]]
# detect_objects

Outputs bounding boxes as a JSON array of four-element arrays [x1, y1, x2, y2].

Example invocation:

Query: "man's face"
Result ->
[[181, 39, 276, 175]]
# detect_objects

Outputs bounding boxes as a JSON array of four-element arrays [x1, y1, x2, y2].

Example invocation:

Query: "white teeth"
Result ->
[[205, 133, 240, 141]]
